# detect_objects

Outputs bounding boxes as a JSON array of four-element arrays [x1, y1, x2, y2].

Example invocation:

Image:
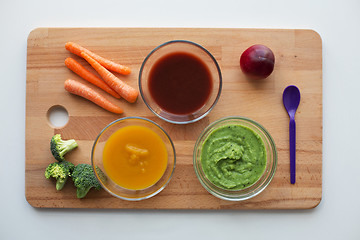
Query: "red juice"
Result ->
[[148, 52, 213, 115]]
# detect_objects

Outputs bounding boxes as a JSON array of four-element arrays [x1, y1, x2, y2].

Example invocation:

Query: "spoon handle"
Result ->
[[289, 118, 296, 184]]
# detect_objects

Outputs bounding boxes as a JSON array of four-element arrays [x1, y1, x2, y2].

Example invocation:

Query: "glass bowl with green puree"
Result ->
[[193, 116, 277, 201]]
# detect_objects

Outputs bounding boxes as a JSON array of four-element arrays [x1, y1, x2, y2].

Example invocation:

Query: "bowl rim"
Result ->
[[138, 39, 223, 124], [193, 116, 278, 201], [91, 116, 177, 201]]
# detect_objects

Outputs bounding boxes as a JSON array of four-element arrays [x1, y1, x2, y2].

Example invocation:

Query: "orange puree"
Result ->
[[103, 125, 168, 190]]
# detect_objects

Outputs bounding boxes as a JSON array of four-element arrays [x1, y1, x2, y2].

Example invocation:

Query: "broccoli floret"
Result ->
[[50, 134, 78, 161], [45, 161, 75, 190], [71, 164, 104, 198]]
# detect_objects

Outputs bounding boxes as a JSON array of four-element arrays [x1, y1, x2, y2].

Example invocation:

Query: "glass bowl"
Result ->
[[193, 116, 277, 201], [91, 117, 176, 201], [139, 40, 222, 124]]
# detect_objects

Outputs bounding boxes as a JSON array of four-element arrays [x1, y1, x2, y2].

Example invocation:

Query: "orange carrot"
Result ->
[[65, 57, 121, 99], [65, 42, 131, 75], [80, 52, 139, 103], [64, 79, 123, 114]]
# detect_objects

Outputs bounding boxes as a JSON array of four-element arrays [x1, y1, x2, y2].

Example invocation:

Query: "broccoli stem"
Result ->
[[76, 187, 92, 199], [56, 176, 68, 191], [59, 140, 78, 156]]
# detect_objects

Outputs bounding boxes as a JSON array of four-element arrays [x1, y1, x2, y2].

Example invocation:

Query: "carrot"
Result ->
[[65, 42, 131, 75], [80, 52, 139, 103], [65, 57, 121, 99], [64, 79, 123, 114]]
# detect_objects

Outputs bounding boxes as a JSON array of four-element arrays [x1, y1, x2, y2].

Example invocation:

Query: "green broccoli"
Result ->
[[50, 134, 78, 161], [71, 164, 104, 198], [45, 161, 75, 190]]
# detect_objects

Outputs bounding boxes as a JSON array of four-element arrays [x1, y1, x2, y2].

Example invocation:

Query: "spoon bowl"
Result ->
[[283, 86, 301, 118]]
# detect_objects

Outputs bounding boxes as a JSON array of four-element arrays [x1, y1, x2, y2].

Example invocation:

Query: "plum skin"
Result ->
[[240, 44, 275, 79]]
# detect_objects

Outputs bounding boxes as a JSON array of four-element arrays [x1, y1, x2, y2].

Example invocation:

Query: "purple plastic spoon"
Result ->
[[282, 85, 300, 184]]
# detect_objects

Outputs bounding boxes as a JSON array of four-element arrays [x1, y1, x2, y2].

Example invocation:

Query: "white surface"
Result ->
[[1, 0, 360, 239]]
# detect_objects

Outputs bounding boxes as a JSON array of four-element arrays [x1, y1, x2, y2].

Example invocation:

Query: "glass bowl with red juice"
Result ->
[[139, 40, 222, 124]]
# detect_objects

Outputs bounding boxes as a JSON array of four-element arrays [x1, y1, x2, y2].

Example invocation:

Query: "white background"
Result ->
[[1, 0, 360, 239]]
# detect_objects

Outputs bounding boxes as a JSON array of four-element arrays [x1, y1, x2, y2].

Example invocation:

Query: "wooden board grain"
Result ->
[[25, 28, 322, 209]]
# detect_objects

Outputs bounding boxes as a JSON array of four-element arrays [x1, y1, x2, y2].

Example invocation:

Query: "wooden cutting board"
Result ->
[[26, 28, 322, 209]]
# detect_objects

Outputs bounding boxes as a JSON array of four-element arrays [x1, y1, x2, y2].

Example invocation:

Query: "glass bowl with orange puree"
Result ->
[[91, 117, 176, 201]]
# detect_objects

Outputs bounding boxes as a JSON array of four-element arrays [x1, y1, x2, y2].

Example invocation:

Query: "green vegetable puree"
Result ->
[[200, 124, 266, 190]]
